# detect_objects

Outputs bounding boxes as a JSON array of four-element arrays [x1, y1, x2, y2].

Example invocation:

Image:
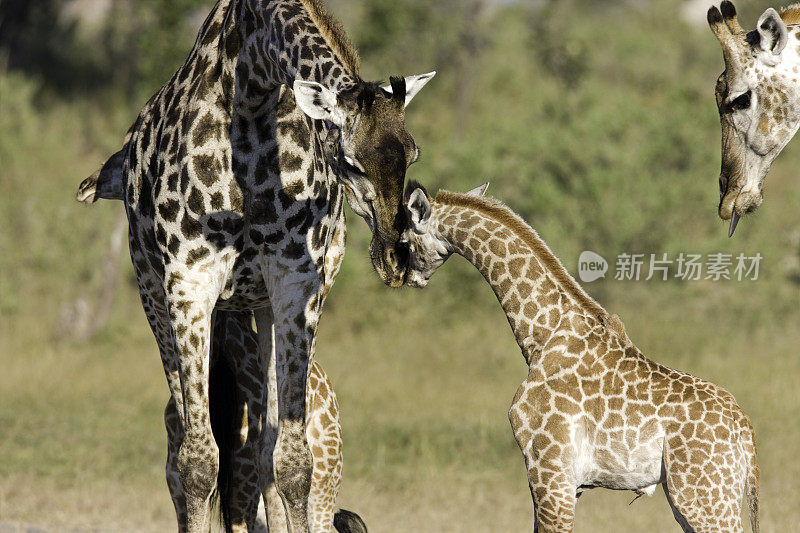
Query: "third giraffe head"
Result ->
[[708, 1, 800, 236]]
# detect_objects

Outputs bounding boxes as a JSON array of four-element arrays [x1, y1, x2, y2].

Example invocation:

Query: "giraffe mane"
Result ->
[[780, 3, 800, 25], [298, 0, 360, 77], [434, 190, 611, 324]]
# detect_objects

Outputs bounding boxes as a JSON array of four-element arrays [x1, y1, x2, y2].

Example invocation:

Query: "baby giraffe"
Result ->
[[401, 183, 759, 532]]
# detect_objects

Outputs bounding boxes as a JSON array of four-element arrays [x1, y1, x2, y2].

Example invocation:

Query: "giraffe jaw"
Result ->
[[405, 270, 429, 288]]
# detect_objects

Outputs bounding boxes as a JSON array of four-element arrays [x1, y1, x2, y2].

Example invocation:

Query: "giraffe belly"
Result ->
[[575, 428, 666, 494], [213, 247, 272, 311], [215, 291, 272, 311]]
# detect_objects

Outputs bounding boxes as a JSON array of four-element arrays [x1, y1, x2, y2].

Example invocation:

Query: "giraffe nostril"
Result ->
[[385, 244, 408, 274], [393, 242, 409, 267]]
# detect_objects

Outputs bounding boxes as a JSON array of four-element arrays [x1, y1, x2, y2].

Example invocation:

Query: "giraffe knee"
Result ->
[[177, 432, 220, 500], [273, 422, 313, 505]]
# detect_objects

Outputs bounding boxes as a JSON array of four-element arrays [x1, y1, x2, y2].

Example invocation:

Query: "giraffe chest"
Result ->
[[573, 374, 668, 492], [214, 212, 344, 312]]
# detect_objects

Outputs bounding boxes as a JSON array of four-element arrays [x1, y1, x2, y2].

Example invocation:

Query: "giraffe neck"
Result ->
[[161, 0, 362, 132], [235, 0, 360, 104], [433, 193, 609, 364]]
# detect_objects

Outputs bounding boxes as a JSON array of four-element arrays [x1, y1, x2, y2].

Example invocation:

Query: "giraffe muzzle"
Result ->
[[369, 238, 408, 287]]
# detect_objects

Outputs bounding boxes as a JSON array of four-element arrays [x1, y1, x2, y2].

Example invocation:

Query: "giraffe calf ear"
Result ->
[[465, 182, 489, 197], [406, 188, 431, 232], [293, 80, 345, 126], [756, 8, 788, 56]]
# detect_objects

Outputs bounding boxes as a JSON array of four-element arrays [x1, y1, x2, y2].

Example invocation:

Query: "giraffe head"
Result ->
[[708, 2, 800, 236], [401, 182, 489, 288], [294, 73, 435, 286]]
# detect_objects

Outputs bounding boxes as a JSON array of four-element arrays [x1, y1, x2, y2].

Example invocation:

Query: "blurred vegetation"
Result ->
[[0, 0, 210, 101], [2, 0, 800, 530]]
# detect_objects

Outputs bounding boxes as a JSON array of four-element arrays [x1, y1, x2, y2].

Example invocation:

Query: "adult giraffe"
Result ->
[[708, 1, 800, 236], [79, 172, 363, 532], [84, 0, 433, 530]]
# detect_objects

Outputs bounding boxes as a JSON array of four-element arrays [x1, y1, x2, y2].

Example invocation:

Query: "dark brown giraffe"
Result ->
[[78, 0, 433, 530]]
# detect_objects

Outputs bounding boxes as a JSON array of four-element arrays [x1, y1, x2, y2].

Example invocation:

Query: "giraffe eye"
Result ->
[[343, 155, 365, 174], [729, 91, 752, 111]]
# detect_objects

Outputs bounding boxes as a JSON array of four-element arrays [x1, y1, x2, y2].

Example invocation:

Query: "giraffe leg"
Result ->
[[255, 323, 342, 533], [255, 306, 291, 533], [528, 470, 576, 533], [515, 425, 576, 532], [514, 436, 577, 532], [306, 362, 343, 532], [263, 479, 289, 533], [509, 380, 560, 533], [160, 274, 220, 533], [132, 256, 193, 530], [262, 274, 322, 533], [164, 397, 187, 531], [663, 439, 745, 533], [662, 482, 696, 533], [163, 311, 266, 533], [218, 310, 269, 533], [129, 235, 218, 532]]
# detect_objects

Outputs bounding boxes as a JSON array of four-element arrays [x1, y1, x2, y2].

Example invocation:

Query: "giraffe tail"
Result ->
[[745, 443, 760, 533], [740, 414, 759, 533], [333, 509, 368, 533], [75, 145, 127, 203], [76, 170, 102, 203], [209, 315, 238, 533]]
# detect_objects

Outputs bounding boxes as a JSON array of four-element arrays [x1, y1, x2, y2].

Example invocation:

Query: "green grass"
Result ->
[[3, 249, 799, 530], [4, 203, 799, 530]]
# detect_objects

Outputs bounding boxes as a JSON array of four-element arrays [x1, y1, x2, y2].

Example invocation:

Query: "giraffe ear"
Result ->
[[381, 72, 436, 107], [406, 188, 431, 232], [756, 8, 788, 56], [465, 182, 489, 197], [293, 80, 345, 126]]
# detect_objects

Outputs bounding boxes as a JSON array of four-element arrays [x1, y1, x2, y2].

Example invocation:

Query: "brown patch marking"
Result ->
[[781, 4, 800, 25]]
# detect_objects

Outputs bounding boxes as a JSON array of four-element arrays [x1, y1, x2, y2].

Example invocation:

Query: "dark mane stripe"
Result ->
[[299, 0, 360, 76], [434, 190, 609, 321]]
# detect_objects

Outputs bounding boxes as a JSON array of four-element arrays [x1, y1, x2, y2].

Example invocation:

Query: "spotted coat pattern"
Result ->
[[115, 0, 421, 531], [163, 309, 344, 533], [79, 161, 349, 531], [402, 189, 759, 533]]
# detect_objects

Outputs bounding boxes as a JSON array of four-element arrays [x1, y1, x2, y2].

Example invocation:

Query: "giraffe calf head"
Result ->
[[708, 1, 800, 236], [294, 72, 435, 286], [402, 182, 489, 288]]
